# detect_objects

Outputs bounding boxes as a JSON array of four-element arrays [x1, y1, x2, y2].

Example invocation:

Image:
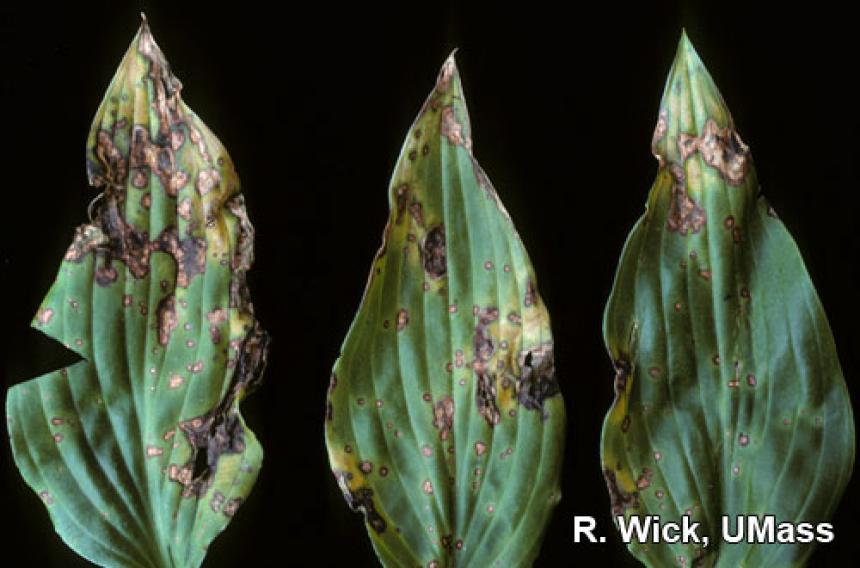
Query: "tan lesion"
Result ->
[[64, 224, 108, 262], [666, 163, 706, 235], [156, 294, 177, 346], [436, 55, 457, 94], [697, 119, 749, 186], [136, 18, 183, 141], [656, 112, 751, 236], [664, 117, 752, 235], [432, 396, 454, 441], [651, 109, 668, 166], [674, 119, 750, 186], [440, 106, 472, 150]]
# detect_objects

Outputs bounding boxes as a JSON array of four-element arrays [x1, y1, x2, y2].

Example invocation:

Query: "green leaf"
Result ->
[[324, 54, 564, 567], [601, 32, 855, 567], [5, 16, 269, 568]]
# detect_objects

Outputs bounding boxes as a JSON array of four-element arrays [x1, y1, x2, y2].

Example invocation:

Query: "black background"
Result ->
[[1, 1, 858, 566]]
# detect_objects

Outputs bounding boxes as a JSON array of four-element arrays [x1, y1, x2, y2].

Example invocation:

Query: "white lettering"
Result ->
[[721, 515, 744, 543], [616, 515, 653, 543], [573, 516, 598, 543], [816, 523, 834, 543]]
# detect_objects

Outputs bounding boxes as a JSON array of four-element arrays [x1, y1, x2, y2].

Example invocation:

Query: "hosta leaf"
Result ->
[[5, 16, 269, 568], [325, 54, 564, 567], [601, 33, 855, 567]]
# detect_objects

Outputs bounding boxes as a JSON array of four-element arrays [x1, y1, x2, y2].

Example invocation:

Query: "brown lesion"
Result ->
[[334, 471, 387, 534], [677, 132, 699, 162], [612, 359, 630, 399], [137, 18, 183, 142], [418, 52, 458, 119], [225, 194, 256, 314], [91, 130, 128, 188], [100, 199, 154, 278], [436, 55, 456, 94], [651, 109, 668, 165], [207, 307, 226, 344], [409, 200, 424, 227], [128, 125, 188, 198], [94, 264, 118, 286], [421, 224, 446, 279], [523, 280, 537, 307], [473, 307, 501, 426], [196, 169, 221, 197], [516, 343, 559, 415], [476, 371, 500, 427], [666, 163, 706, 235], [78, 197, 209, 289], [175, 409, 244, 498], [222, 497, 243, 517], [156, 294, 177, 346], [603, 469, 639, 516], [394, 184, 409, 224], [227, 196, 254, 272], [210, 491, 225, 513], [169, 321, 269, 498], [176, 197, 193, 220], [635, 467, 653, 490], [187, 125, 213, 164], [674, 119, 750, 186], [440, 106, 471, 149], [432, 396, 454, 441], [473, 307, 498, 363], [64, 225, 107, 262], [156, 227, 207, 288], [697, 120, 749, 185], [658, 118, 751, 235], [73, 198, 151, 286], [396, 308, 410, 332]]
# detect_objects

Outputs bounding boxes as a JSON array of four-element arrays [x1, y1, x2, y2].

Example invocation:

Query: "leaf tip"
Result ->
[[434, 48, 462, 93], [656, 30, 732, 143], [138, 11, 153, 43], [674, 29, 705, 70]]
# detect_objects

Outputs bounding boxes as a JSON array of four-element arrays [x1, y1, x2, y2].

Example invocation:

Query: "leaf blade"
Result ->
[[601, 33, 854, 567], [325, 54, 564, 567], [6, 17, 268, 568]]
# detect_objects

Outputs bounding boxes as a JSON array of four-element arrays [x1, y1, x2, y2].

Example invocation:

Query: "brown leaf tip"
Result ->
[[436, 49, 459, 93]]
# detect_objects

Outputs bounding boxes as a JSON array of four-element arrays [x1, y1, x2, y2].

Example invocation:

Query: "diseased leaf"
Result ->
[[5, 16, 269, 568], [601, 33, 855, 567], [325, 54, 564, 567]]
